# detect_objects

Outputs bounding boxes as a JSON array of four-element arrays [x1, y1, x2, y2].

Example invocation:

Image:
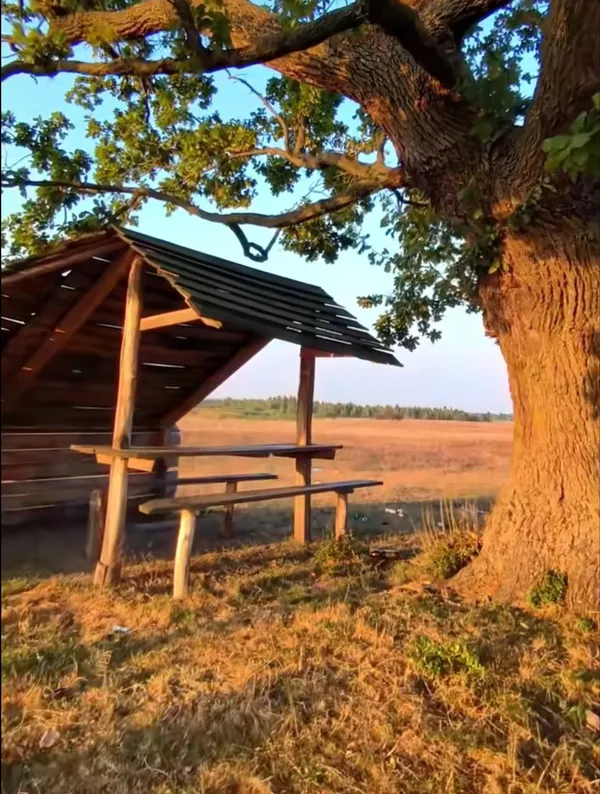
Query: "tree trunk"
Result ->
[[453, 224, 600, 611]]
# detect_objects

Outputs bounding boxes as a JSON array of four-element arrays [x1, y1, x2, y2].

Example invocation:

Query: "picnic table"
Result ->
[[71, 443, 342, 466]]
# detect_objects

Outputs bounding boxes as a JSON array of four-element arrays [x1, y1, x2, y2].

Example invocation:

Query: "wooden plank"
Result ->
[[140, 307, 222, 332], [170, 473, 277, 486], [2, 282, 82, 384], [2, 472, 152, 503], [94, 257, 143, 588], [173, 509, 197, 599], [2, 455, 108, 482], [294, 349, 315, 545], [71, 443, 342, 460], [158, 337, 271, 427], [96, 453, 158, 473], [139, 479, 382, 516], [0, 239, 124, 286], [335, 492, 349, 539], [2, 251, 132, 408], [1, 429, 156, 451], [3, 408, 115, 431]]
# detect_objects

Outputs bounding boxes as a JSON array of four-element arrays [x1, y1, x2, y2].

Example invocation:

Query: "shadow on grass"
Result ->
[[1, 496, 496, 584]]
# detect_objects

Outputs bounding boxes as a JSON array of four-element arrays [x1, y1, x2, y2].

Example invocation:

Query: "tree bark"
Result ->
[[453, 223, 600, 611]]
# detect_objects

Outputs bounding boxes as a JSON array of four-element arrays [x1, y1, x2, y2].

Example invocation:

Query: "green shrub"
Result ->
[[527, 570, 568, 608], [427, 531, 482, 579], [409, 636, 484, 679]]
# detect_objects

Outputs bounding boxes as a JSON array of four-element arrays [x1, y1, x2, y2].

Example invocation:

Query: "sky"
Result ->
[[1, 60, 513, 413]]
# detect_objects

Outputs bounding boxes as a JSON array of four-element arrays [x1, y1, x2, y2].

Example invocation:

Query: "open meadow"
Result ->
[[179, 414, 514, 505]]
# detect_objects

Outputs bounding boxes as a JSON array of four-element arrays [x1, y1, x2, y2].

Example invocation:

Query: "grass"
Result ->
[[2, 530, 599, 794]]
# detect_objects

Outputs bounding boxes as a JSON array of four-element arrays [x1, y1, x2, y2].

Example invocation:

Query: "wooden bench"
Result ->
[[139, 478, 383, 598], [85, 472, 278, 561]]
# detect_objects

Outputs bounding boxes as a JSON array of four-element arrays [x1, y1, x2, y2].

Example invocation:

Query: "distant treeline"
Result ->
[[199, 397, 513, 423]]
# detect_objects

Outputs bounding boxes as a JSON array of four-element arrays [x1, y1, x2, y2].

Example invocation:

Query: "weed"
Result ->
[[388, 560, 414, 586], [427, 531, 482, 579], [574, 616, 597, 634], [417, 500, 483, 579], [409, 636, 485, 679], [527, 570, 568, 608], [313, 532, 367, 575]]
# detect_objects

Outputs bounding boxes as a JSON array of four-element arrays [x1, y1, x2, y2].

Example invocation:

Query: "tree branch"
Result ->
[[2, 0, 470, 89], [515, 0, 600, 192], [366, 0, 458, 87], [229, 144, 394, 180], [229, 74, 290, 152], [2, 1, 364, 84], [423, 0, 515, 43], [170, 0, 207, 57], [1, 170, 406, 257]]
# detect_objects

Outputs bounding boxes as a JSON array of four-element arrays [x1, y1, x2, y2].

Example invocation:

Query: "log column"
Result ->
[[294, 348, 316, 544], [93, 257, 144, 587]]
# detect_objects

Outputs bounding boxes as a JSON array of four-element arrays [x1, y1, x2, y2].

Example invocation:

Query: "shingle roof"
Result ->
[[3, 225, 400, 367]]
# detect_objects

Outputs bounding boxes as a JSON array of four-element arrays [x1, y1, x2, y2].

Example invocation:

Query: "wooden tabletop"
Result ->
[[71, 443, 342, 461]]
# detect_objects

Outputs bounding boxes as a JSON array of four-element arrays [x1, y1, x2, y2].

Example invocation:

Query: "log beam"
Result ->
[[93, 256, 144, 588], [0, 239, 124, 286], [2, 250, 133, 408], [139, 307, 222, 332], [158, 336, 270, 427], [294, 348, 316, 544]]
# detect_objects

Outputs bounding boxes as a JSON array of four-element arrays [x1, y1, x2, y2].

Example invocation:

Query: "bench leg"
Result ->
[[334, 492, 349, 539], [222, 481, 237, 538], [173, 508, 197, 599], [85, 488, 106, 562]]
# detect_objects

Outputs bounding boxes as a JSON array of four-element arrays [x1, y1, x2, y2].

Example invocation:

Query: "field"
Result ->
[[2, 416, 513, 574], [3, 416, 598, 793], [179, 415, 513, 504], [174, 415, 513, 543]]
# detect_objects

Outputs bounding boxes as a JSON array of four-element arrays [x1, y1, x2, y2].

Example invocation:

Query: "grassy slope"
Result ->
[[2, 532, 599, 794]]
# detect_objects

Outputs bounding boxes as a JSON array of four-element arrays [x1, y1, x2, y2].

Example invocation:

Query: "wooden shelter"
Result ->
[[2, 226, 399, 580]]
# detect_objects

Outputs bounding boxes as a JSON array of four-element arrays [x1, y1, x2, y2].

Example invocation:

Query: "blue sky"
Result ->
[[1, 63, 512, 413]]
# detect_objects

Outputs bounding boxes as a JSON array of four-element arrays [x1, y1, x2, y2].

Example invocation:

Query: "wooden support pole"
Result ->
[[334, 492, 349, 539], [93, 257, 144, 588], [222, 481, 237, 538], [173, 509, 197, 598], [85, 488, 106, 562], [294, 349, 316, 544]]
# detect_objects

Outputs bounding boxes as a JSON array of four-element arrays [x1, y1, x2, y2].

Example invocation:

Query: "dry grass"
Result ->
[[3, 527, 599, 794]]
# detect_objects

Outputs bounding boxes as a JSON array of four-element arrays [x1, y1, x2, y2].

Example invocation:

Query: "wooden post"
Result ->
[[173, 509, 197, 598], [93, 257, 144, 587], [334, 492, 349, 539], [222, 481, 237, 538], [294, 349, 316, 544], [85, 489, 105, 562]]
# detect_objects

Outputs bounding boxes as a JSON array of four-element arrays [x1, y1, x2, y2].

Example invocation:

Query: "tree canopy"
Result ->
[[2, 0, 597, 352]]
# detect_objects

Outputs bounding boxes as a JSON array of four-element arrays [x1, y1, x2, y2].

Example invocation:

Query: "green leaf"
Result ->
[[569, 132, 593, 149]]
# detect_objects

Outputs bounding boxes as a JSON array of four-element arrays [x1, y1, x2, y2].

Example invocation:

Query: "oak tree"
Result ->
[[1, 0, 599, 608]]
